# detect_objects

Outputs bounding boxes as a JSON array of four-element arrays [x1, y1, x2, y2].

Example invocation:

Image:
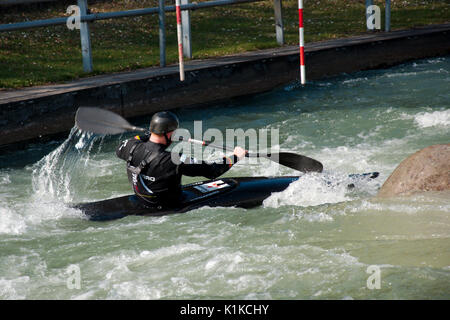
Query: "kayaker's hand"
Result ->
[[233, 147, 248, 160]]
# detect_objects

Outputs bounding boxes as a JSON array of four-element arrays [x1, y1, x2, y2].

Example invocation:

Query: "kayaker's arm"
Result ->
[[177, 146, 247, 179], [177, 154, 239, 180]]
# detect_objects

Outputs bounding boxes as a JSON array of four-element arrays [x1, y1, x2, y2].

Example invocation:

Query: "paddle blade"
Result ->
[[75, 107, 145, 135], [276, 152, 323, 173]]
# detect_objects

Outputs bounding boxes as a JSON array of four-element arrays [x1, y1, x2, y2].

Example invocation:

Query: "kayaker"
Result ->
[[116, 111, 247, 208]]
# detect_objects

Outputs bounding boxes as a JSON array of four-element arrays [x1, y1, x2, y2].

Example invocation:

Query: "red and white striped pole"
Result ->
[[298, 0, 305, 85], [175, 0, 185, 81]]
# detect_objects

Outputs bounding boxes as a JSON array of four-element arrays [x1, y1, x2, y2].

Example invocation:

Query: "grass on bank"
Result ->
[[0, 0, 449, 89]]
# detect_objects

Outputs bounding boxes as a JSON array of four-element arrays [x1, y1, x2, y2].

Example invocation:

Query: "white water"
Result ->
[[0, 56, 449, 299]]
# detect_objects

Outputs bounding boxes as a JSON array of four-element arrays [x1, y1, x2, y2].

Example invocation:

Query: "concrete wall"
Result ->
[[0, 23, 449, 149]]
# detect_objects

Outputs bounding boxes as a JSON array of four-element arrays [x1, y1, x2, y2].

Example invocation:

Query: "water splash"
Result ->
[[263, 172, 348, 208], [0, 128, 106, 234], [262, 170, 380, 210], [31, 127, 105, 203]]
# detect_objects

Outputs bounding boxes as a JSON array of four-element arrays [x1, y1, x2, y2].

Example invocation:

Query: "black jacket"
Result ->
[[116, 135, 239, 207]]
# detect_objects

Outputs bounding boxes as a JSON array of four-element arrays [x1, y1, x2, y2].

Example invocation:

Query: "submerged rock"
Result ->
[[378, 144, 450, 198]]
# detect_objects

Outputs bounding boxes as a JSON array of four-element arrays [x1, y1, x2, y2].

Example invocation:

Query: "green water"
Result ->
[[0, 56, 449, 299]]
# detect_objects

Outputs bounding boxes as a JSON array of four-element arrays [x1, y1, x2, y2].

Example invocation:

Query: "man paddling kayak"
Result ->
[[116, 111, 247, 208]]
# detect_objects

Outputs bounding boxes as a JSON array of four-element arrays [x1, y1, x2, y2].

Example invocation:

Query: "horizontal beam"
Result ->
[[0, 0, 56, 5], [0, 0, 263, 32]]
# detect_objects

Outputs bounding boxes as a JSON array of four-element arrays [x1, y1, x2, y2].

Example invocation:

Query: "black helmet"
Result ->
[[149, 111, 179, 134]]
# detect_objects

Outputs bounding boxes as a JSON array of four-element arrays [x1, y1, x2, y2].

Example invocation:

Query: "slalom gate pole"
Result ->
[[175, 0, 185, 81], [298, 0, 305, 85]]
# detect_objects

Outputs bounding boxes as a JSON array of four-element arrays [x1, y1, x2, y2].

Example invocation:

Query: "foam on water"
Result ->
[[76, 242, 367, 299], [385, 68, 449, 78], [0, 173, 11, 185], [414, 109, 450, 128], [0, 277, 30, 300], [0, 206, 27, 235], [263, 173, 351, 208], [0, 200, 84, 236], [351, 192, 450, 216]]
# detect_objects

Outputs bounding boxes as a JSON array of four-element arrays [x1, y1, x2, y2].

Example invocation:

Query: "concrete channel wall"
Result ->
[[1, 23, 449, 149]]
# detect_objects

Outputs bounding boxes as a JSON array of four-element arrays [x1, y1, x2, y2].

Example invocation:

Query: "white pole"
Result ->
[[175, 0, 185, 81], [298, 0, 305, 85]]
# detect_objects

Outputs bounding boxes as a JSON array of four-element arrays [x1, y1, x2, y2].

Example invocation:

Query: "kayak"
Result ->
[[74, 172, 379, 221]]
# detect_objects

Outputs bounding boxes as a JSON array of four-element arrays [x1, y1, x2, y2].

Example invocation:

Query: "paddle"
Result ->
[[75, 107, 147, 135], [75, 107, 323, 173], [179, 137, 323, 173]]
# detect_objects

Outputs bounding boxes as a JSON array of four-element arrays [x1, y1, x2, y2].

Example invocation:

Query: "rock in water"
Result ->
[[378, 144, 450, 198]]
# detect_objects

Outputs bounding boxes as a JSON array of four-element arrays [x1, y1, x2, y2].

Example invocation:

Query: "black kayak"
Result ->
[[74, 172, 379, 221]]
